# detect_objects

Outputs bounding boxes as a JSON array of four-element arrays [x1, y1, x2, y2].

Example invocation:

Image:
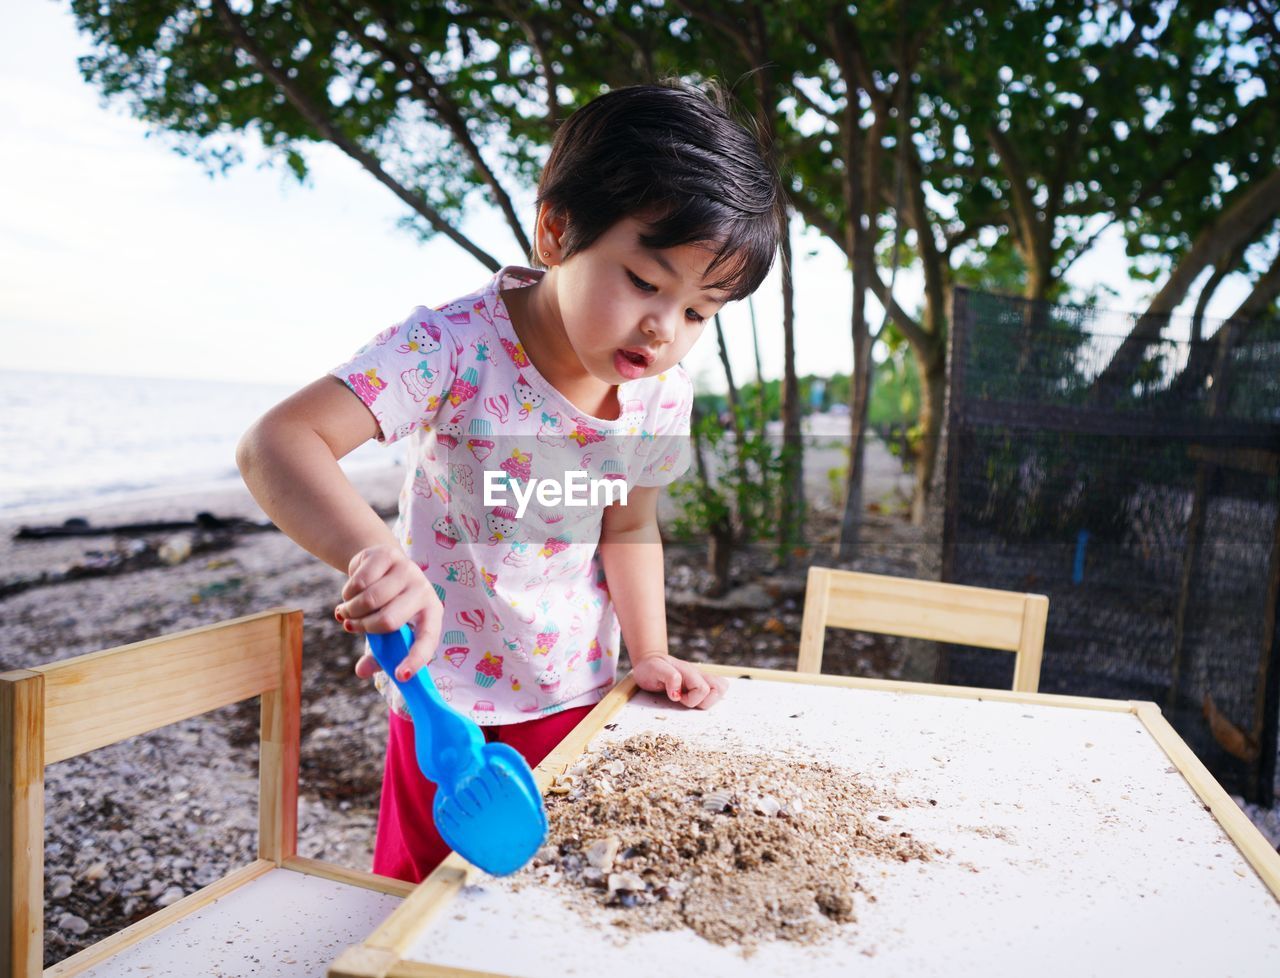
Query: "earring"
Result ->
[[542, 250, 550, 259]]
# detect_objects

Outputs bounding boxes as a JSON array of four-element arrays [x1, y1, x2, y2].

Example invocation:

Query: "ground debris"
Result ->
[[513, 733, 939, 953]]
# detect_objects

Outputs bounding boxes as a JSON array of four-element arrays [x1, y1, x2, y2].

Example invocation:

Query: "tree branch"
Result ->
[[1093, 168, 1280, 398], [210, 0, 500, 270], [493, 1, 561, 126], [347, 0, 532, 257]]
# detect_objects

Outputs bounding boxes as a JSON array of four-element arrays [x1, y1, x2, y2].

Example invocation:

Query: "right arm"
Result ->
[[236, 376, 442, 679]]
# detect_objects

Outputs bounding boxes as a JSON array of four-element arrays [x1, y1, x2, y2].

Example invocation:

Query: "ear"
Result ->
[[535, 204, 567, 265]]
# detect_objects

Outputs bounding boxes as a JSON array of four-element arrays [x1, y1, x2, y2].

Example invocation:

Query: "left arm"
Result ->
[[598, 486, 727, 710]]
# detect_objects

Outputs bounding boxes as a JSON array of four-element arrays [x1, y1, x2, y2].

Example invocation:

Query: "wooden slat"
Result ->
[[796, 567, 832, 674], [387, 962, 518, 977], [260, 610, 302, 864], [820, 571, 1028, 650], [1, 670, 43, 978], [330, 945, 399, 978], [46, 860, 276, 977], [363, 860, 474, 957], [35, 610, 287, 764], [284, 857, 416, 898], [533, 675, 637, 786], [702, 663, 1135, 712], [1135, 703, 1280, 900], [1013, 594, 1049, 693]]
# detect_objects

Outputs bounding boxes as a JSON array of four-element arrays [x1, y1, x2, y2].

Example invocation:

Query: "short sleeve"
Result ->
[[632, 366, 695, 488], [328, 307, 456, 445]]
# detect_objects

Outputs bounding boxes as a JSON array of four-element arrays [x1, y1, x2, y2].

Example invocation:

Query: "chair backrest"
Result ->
[[797, 568, 1048, 693], [1, 608, 302, 977]]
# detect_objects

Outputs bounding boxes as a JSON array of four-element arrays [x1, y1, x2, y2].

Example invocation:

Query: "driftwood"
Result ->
[[4, 505, 398, 600], [13, 511, 272, 540], [0, 533, 240, 600], [12, 504, 397, 541]]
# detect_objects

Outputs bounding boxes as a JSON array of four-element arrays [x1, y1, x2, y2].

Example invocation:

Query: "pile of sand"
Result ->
[[517, 733, 942, 952]]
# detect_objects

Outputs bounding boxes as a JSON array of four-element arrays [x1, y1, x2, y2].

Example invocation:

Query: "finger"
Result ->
[[669, 660, 709, 707], [341, 548, 393, 602], [696, 677, 730, 710], [353, 651, 381, 680], [399, 605, 444, 681], [345, 587, 423, 637], [679, 674, 711, 708], [682, 683, 710, 709], [664, 664, 683, 702], [337, 573, 403, 624]]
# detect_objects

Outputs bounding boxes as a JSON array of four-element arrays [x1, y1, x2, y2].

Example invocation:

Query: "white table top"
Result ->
[[401, 677, 1280, 977], [76, 866, 402, 978]]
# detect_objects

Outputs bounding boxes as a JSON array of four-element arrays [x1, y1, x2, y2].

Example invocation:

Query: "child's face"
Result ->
[[547, 214, 731, 384]]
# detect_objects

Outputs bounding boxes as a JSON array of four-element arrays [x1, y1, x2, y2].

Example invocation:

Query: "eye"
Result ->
[[627, 270, 657, 293], [685, 309, 706, 323]]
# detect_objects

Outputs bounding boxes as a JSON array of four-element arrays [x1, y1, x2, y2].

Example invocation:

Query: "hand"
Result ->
[[631, 653, 728, 710], [334, 544, 443, 682]]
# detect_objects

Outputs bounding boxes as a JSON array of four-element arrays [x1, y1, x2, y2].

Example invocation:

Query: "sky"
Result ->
[[0, 1, 1256, 392]]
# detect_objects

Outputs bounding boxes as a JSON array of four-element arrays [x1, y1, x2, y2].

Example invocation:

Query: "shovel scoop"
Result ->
[[366, 625, 548, 876]]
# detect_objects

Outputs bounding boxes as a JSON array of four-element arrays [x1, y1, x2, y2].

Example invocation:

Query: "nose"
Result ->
[[640, 308, 678, 345]]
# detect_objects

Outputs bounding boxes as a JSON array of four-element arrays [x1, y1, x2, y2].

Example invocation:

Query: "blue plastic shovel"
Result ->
[[366, 625, 548, 876]]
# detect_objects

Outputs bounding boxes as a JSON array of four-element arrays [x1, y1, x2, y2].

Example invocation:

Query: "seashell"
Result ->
[[607, 871, 645, 895], [701, 790, 733, 813], [657, 879, 687, 901], [532, 845, 556, 865], [595, 776, 614, 795], [603, 760, 625, 777], [581, 867, 606, 887], [752, 794, 783, 817], [585, 836, 620, 872], [549, 773, 578, 794]]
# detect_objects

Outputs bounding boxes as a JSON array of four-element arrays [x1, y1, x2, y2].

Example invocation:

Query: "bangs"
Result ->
[[638, 197, 779, 302]]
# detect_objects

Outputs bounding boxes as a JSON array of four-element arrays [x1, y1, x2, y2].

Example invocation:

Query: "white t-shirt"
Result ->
[[330, 266, 693, 724]]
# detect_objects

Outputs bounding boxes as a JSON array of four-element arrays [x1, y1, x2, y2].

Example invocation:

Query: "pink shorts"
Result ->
[[372, 705, 593, 883]]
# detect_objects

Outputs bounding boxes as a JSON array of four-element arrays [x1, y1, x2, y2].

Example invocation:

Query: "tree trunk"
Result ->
[[776, 214, 805, 556], [690, 401, 734, 597], [839, 308, 874, 557], [716, 314, 753, 529], [912, 342, 948, 526], [834, 15, 872, 559], [748, 295, 766, 431]]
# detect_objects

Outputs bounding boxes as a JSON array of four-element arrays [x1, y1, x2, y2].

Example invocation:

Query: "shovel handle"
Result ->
[[365, 626, 483, 785]]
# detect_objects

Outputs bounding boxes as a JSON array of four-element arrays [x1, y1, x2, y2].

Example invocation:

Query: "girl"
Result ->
[[237, 82, 783, 883]]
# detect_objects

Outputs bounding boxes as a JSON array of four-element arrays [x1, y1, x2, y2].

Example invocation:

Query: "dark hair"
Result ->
[[533, 82, 783, 301]]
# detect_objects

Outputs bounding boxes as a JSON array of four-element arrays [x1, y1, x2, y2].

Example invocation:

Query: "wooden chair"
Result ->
[[797, 568, 1049, 693], [1, 608, 411, 978]]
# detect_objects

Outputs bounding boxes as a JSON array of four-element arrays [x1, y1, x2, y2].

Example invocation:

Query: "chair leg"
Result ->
[[259, 611, 302, 865], [2, 670, 45, 978]]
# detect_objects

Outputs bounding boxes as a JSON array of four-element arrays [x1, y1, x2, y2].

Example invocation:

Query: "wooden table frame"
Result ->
[[327, 664, 1280, 978]]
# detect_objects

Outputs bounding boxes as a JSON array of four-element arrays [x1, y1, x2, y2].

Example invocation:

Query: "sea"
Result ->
[[0, 368, 400, 518]]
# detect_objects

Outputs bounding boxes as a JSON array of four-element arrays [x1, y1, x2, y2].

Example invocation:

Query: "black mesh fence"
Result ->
[[942, 287, 1280, 804]]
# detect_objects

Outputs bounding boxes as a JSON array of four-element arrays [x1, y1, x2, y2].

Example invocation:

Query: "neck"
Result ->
[[504, 271, 618, 419]]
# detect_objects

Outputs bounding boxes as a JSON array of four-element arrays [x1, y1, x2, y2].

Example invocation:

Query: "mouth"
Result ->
[[618, 348, 653, 368]]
